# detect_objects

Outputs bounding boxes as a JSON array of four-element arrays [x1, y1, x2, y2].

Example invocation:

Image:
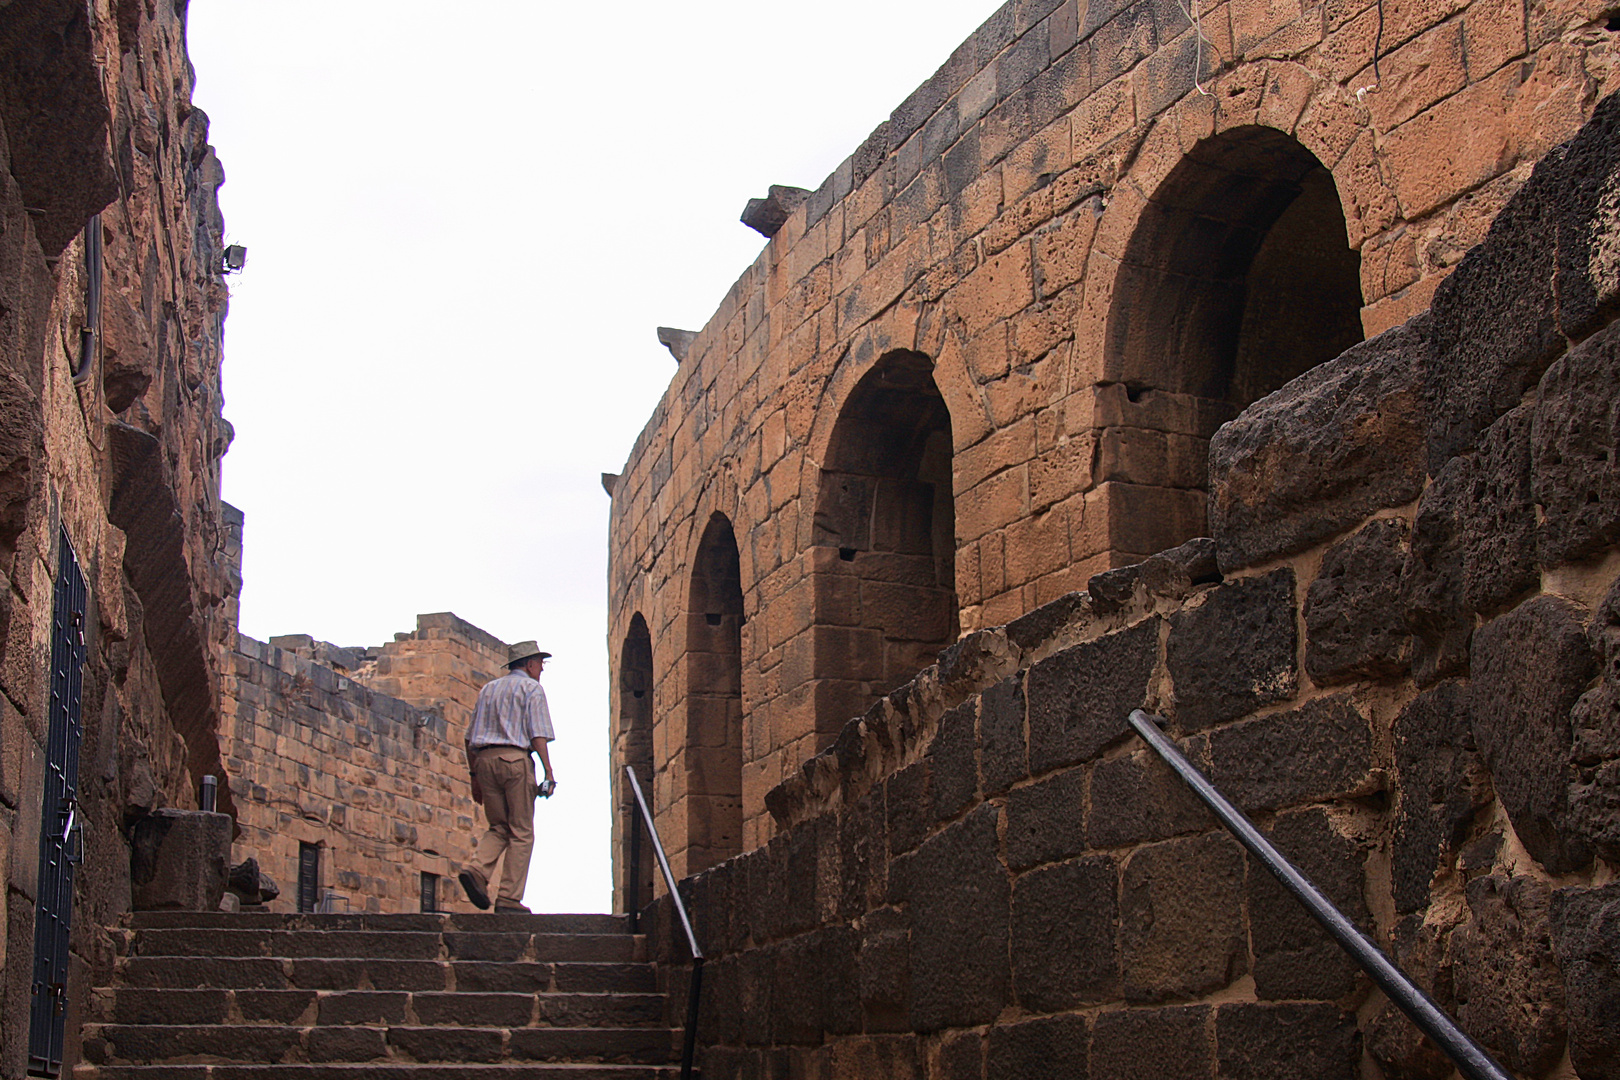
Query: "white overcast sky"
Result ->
[[187, 0, 1000, 913]]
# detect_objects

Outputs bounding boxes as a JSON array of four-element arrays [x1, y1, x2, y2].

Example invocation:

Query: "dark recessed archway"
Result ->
[[1102, 126, 1364, 558], [616, 613, 654, 915], [684, 513, 744, 873], [809, 349, 957, 736]]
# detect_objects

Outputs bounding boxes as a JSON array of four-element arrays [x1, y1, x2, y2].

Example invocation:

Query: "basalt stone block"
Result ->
[[130, 809, 232, 911], [839, 786, 887, 920], [986, 1014, 1090, 1080], [1092, 1006, 1212, 1080], [1003, 765, 1087, 871], [1551, 882, 1620, 1080], [1026, 618, 1157, 773], [859, 907, 910, 1033], [978, 676, 1028, 796], [886, 761, 934, 856], [1391, 681, 1493, 913], [1535, 319, 1620, 567], [1011, 855, 1119, 1010], [905, 804, 1008, 1030], [929, 701, 978, 821], [1470, 595, 1597, 873], [1367, 915, 1459, 1080], [1305, 518, 1412, 685], [1248, 808, 1369, 1001], [936, 1028, 984, 1080], [1087, 745, 1215, 849], [1121, 831, 1246, 1002], [1167, 570, 1296, 731], [1570, 579, 1620, 863], [1005, 590, 1091, 652], [1205, 694, 1373, 814], [1215, 1003, 1358, 1080], [1401, 403, 1537, 684], [1209, 319, 1428, 572], [1452, 874, 1567, 1076]]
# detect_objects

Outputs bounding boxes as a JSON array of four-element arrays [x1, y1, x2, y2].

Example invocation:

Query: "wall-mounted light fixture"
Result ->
[[222, 244, 247, 273]]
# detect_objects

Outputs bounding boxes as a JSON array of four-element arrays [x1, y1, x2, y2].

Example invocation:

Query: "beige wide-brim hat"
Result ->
[[505, 641, 552, 667]]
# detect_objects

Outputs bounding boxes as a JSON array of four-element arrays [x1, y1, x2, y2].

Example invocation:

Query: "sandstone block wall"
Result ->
[[606, 0, 1620, 882], [0, 1, 236, 1074], [642, 89, 1620, 1080], [221, 604, 508, 915]]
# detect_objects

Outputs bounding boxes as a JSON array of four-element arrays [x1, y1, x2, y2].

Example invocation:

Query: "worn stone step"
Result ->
[[116, 957, 657, 994], [94, 988, 667, 1029], [83, 1024, 680, 1067], [73, 1066, 685, 1080], [125, 912, 629, 936], [123, 929, 641, 963]]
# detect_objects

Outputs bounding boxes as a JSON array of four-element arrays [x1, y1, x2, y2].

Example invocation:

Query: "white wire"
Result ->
[[1176, 0, 1214, 96]]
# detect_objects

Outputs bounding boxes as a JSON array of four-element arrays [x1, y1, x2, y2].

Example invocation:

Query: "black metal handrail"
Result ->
[[1127, 710, 1513, 1080], [624, 766, 703, 1080]]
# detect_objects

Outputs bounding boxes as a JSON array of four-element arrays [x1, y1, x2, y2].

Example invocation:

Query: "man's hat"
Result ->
[[505, 641, 552, 667]]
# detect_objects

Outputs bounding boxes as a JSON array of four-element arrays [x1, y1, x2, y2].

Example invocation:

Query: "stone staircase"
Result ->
[[75, 911, 686, 1079]]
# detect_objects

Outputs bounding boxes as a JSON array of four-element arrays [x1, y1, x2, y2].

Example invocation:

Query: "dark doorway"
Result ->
[[297, 843, 321, 914], [617, 613, 656, 914], [685, 515, 744, 874]]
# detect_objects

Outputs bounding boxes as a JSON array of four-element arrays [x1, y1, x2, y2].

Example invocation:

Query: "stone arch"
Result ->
[[683, 512, 744, 873], [1098, 124, 1364, 557], [806, 348, 958, 735], [615, 613, 655, 915]]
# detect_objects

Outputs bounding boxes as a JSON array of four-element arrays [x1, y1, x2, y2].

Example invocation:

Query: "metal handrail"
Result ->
[[624, 766, 703, 1080], [1126, 710, 1513, 1080]]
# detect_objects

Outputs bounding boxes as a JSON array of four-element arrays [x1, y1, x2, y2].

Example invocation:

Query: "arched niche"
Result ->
[[616, 613, 655, 915], [1102, 125, 1364, 558], [809, 349, 957, 734], [684, 513, 744, 873]]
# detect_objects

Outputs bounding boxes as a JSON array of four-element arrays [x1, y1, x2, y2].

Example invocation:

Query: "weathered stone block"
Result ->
[[1247, 808, 1369, 1001], [985, 1013, 1089, 1080], [1003, 765, 1086, 871], [1215, 1003, 1359, 1080], [1550, 882, 1620, 1080], [1452, 874, 1567, 1076], [1167, 570, 1296, 731], [839, 786, 887, 921], [1400, 403, 1536, 684], [905, 804, 1008, 1030], [1391, 681, 1493, 913], [1091, 1005, 1211, 1080], [858, 906, 909, 1033], [1209, 319, 1429, 572], [1026, 618, 1157, 772], [1011, 854, 1119, 1010], [1304, 518, 1412, 685], [886, 762, 934, 856], [928, 701, 978, 822], [1205, 695, 1373, 814], [1087, 745, 1214, 849], [1470, 595, 1596, 873], [977, 676, 1027, 796], [129, 809, 231, 911], [1534, 319, 1620, 567], [1121, 831, 1246, 1002], [1570, 577, 1620, 864]]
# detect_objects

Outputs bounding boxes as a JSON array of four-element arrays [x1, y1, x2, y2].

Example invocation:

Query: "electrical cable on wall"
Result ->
[[1176, 0, 1216, 95]]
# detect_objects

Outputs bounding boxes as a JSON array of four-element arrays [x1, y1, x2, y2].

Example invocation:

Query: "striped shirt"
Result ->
[[466, 671, 555, 750]]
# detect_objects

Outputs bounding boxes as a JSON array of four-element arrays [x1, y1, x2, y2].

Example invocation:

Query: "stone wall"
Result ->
[[0, 0, 235, 1074], [221, 609, 508, 915], [606, 0, 1620, 880], [644, 87, 1620, 1080]]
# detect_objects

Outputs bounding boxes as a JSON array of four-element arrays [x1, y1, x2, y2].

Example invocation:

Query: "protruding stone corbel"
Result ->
[[740, 185, 811, 238], [601, 472, 619, 496], [656, 327, 697, 363]]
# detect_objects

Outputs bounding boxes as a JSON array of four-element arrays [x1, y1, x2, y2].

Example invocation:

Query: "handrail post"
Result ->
[[1126, 710, 1515, 1080], [623, 765, 704, 1080], [627, 782, 642, 934]]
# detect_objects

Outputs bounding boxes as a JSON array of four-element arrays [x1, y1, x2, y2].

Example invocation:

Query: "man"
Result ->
[[458, 640, 557, 912]]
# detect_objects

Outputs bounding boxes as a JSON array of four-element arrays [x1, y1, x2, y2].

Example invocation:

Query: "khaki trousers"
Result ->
[[465, 746, 536, 906]]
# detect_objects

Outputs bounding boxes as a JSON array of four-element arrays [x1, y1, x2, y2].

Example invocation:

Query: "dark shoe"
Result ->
[[494, 901, 531, 913], [458, 870, 491, 910]]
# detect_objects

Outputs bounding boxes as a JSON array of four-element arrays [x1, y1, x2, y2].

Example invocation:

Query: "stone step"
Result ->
[[94, 988, 667, 1028], [126, 929, 642, 963], [82, 1024, 681, 1067], [73, 1065, 686, 1079], [116, 957, 658, 995], [125, 912, 628, 936]]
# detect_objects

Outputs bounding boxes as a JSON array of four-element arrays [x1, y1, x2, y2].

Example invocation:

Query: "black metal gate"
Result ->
[[28, 527, 87, 1077]]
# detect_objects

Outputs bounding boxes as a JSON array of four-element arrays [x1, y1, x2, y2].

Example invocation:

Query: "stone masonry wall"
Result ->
[[607, 0, 1620, 880], [0, 1, 236, 1074], [221, 611, 509, 915], [644, 89, 1620, 1080]]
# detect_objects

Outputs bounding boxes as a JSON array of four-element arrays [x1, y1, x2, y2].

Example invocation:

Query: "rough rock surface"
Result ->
[[1391, 681, 1493, 913], [129, 809, 232, 911], [1569, 578, 1620, 863], [1167, 569, 1296, 731], [1305, 518, 1412, 684], [1025, 618, 1156, 771], [1470, 595, 1597, 873], [1534, 319, 1620, 567], [1451, 874, 1568, 1075], [1550, 883, 1620, 1080], [1120, 832, 1246, 1003]]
